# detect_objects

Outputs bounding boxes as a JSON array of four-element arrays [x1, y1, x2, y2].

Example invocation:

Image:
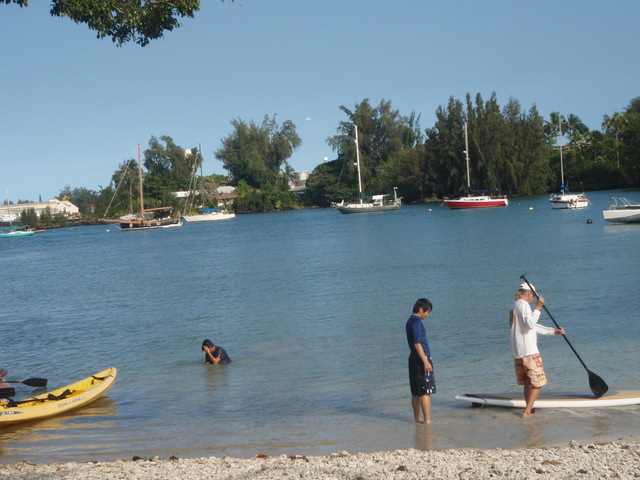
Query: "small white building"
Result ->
[[289, 171, 309, 193], [2, 198, 80, 221]]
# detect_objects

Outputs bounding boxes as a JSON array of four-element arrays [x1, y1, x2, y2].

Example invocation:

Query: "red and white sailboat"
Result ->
[[444, 122, 508, 209]]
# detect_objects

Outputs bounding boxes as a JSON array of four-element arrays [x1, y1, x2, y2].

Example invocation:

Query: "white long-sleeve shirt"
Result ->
[[510, 298, 556, 359]]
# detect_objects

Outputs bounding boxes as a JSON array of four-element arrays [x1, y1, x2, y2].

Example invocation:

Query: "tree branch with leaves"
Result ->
[[3, 0, 232, 46]]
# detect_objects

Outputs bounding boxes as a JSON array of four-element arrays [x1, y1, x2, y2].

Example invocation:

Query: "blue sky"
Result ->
[[1, 0, 638, 202]]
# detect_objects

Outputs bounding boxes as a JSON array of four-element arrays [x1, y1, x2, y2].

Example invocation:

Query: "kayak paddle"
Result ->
[[520, 274, 609, 398], [0, 387, 16, 397], [6, 378, 48, 388]]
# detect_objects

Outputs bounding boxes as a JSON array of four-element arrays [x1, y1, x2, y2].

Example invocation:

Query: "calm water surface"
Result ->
[[1, 189, 639, 463]]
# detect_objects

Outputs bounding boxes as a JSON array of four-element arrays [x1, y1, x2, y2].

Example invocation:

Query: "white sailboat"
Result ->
[[336, 126, 401, 214], [182, 147, 235, 223], [549, 116, 589, 209], [444, 122, 508, 209]]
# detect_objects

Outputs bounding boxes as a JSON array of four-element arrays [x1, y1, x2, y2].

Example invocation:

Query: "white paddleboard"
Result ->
[[455, 390, 640, 409]]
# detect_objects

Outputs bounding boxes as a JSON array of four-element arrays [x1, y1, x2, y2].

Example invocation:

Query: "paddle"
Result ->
[[6, 378, 48, 388], [0, 387, 16, 397], [520, 274, 609, 398]]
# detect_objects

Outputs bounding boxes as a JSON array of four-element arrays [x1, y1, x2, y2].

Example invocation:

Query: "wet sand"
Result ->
[[0, 437, 638, 479]]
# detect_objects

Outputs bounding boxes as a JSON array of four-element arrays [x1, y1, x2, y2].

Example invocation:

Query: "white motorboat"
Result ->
[[602, 197, 640, 223]]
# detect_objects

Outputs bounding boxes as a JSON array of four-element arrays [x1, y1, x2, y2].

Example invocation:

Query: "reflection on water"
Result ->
[[413, 426, 435, 451], [0, 398, 118, 456]]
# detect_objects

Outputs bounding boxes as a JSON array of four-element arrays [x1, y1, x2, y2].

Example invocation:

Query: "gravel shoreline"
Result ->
[[1, 438, 638, 479]]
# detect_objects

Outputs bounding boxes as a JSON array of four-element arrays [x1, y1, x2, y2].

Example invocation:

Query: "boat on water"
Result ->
[[182, 146, 236, 223], [549, 116, 589, 209], [444, 122, 508, 209], [0, 226, 35, 238], [602, 197, 640, 224], [336, 126, 401, 214], [0, 367, 117, 426], [116, 145, 182, 231], [183, 208, 236, 222], [1, 186, 35, 237]]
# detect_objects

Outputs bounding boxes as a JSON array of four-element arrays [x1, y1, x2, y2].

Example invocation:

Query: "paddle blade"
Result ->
[[9, 378, 48, 387], [0, 387, 16, 397], [588, 371, 608, 398]]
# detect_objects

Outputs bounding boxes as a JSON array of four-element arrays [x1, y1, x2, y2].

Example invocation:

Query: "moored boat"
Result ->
[[444, 122, 508, 209], [116, 145, 182, 230], [182, 146, 236, 223], [602, 197, 640, 223], [549, 115, 589, 209], [183, 208, 236, 222], [1, 186, 35, 236], [549, 192, 589, 209], [0, 367, 117, 426], [445, 195, 509, 209], [336, 126, 401, 214], [0, 226, 35, 238]]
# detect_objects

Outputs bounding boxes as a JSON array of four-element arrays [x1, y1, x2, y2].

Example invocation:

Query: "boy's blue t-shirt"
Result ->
[[405, 314, 430, 358]]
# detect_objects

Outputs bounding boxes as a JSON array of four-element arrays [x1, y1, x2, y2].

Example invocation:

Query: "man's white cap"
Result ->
[[519, 282, 536, 293]]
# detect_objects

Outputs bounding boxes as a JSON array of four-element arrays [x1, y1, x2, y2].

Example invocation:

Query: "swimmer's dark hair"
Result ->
[[201, 339, 214, 351]]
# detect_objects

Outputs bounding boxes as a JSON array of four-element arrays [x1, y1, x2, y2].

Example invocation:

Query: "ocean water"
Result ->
[[1, 189, 639, 463]]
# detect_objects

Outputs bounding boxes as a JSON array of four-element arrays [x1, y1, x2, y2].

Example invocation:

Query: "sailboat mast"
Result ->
[[199, 143, 204, 208], [464, 122, 471, 189], [137, 143, 144, 219], [558, 115, 565, 192], [355, 125, 364, 204]]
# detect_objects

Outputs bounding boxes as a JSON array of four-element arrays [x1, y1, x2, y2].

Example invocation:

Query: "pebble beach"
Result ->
[[1, 438, 638, 480]]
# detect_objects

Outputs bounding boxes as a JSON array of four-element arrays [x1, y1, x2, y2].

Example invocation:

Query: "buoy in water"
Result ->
[[587, 219, 593, 224], [528, 207, 534, 210]]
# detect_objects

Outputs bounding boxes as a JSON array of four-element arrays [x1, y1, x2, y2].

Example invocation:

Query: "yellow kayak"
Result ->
[[0, 367, 117, 426]]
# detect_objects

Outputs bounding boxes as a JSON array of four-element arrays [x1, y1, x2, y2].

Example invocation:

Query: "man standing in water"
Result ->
[[405, 298, 435, 425], [510, 283, 565, 417]]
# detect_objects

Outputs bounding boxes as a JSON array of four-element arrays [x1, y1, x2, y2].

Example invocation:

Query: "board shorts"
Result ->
[[408, 355, 436, 396], [514, 353, 548, 387]]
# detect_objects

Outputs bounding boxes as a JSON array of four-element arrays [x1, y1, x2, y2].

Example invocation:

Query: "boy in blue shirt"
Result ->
[[405, 298, 435, 424]]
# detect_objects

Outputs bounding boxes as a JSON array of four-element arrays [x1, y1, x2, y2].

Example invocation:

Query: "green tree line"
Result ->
[[55, 93, 640, 218], [305, 94, 640, 207]]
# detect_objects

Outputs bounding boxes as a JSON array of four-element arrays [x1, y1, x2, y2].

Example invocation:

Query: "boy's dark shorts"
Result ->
[[408, 355, 436, 396]]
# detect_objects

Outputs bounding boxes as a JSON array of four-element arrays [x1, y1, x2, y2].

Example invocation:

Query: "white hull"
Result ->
[[549, 193, 589, 209], [602, 198, 640, 223], [603, 209, 640, 223], [183, 212, 236, 222]]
